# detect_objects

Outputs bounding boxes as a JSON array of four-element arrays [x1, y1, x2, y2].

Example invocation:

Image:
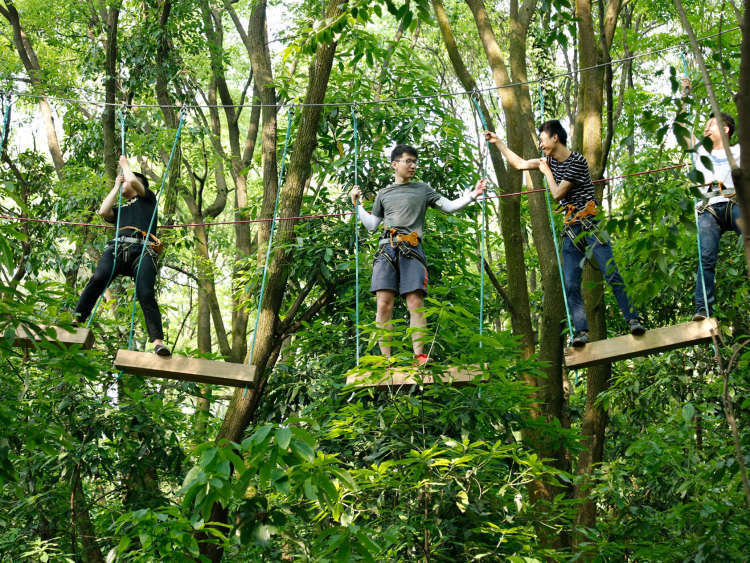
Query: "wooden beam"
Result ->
[[14, 324, 95, 350], [346, 365, 483, 388], [564, 318, 718, 369], [114, 350, 255, 387]]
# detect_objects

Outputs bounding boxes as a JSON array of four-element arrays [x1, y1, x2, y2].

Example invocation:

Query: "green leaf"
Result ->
[[276, 427, 292, 450], [291, 439, 315, 462], [682, 402, 695, 422]]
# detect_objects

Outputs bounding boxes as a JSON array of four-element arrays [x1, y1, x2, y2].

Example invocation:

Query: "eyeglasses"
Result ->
[[394, 159, 418, 166]]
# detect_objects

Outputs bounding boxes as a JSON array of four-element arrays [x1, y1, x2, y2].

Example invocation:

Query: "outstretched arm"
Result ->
[[484, 131, 540, 170], [350, 185, 383, 231], [675, 77, 697, 150], [434, 178, 487, 212]]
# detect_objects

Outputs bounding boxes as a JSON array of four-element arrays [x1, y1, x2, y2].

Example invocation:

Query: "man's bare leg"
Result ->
[[405, 290, 427, 356], [375, 290, 396, 357]]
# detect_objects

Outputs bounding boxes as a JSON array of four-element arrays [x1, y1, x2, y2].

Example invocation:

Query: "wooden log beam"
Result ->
[[564, 318, 719, 369], [346, 365, 483, 388], [14, 325, 95, 349], [114, 350, 255, 387]]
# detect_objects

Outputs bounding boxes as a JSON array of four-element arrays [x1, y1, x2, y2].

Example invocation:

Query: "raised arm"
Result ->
[[98, 173, 123, 221], [484, 131, 540, 170], [119, 155, 145, 197], [350, 185, 383, 232]]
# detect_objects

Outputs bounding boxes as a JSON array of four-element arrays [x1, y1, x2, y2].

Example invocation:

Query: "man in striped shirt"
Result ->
[[486, 120, 644, 347]]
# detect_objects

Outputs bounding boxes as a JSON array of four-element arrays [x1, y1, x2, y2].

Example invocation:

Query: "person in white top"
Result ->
[[679, 80, 742, 319]]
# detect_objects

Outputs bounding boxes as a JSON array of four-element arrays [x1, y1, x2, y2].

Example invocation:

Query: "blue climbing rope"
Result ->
[[470, 93, 489, 346], [0, 94, 12, 154], [538, 85, 575, 342], [248, 107, 295, 368], [87, 109, 127, 328], [680, 52, 711, 320], [127, 110, 186, 350], [352, 106, 360, 365]]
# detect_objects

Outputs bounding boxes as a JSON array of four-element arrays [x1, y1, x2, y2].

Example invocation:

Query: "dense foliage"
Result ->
[[0, 0, 748, 560]]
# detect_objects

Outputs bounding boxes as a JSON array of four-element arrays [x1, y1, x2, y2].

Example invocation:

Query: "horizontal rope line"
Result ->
[[0, 161, 693, 230], [1, 27, 738, 110]]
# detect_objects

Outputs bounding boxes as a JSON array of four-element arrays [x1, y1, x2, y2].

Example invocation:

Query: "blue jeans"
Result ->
[[562, 222, 639, 333], [695, 201, 742, 315]]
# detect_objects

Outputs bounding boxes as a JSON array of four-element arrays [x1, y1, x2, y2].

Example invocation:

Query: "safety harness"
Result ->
[[561, 200, 607, 252], [116, 225, 164, 255], [696, 181, 737, 224], [375, 228, 428, 269]]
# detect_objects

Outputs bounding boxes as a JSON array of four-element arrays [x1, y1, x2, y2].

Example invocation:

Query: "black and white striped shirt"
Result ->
[[547, 152, 597, 213]]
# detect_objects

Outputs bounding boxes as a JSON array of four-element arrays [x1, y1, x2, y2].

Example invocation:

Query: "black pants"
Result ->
[[75, 242, 164, 341]]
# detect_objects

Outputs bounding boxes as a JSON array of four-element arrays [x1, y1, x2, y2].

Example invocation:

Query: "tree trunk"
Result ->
[[0, 1, 65, 176], [70, 464, 104, 563], [735, 0, 750, 268], [572, 0, 622, 540]]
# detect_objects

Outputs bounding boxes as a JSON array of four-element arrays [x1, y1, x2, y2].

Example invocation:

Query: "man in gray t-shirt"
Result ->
[[350, 144, 485, 365]]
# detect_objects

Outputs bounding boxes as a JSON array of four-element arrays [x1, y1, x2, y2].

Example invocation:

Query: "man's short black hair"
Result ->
[[133, 172, 149, 191], [391, 144, 418, 162], [709, 111, 735, 138], [538, 120, 568, 146]]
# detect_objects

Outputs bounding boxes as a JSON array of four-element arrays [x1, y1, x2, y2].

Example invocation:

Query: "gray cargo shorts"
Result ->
[[369, 241, 428, 296]]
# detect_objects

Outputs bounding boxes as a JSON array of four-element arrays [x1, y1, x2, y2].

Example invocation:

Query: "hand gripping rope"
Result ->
[[127, 109, 186, 350], [352, 105, 360, 365]]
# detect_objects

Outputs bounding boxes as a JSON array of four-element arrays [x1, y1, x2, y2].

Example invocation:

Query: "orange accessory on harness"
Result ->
[[119, 226, 164, 255], [563, 200, 598, 225], [388, 228, 419, 247]]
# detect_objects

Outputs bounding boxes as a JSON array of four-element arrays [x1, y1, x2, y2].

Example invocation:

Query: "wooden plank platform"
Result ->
[[346, 365, 483, 388], [114, 350, 255, 387], [564, 318, 718, 369], [14, 324, 95, 350]]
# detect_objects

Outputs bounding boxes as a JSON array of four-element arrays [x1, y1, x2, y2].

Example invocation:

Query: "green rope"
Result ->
[[680, 53, 718, 357], [470, 93, 488, 345], [680, 52, 710, 316], [127, 110, 185, 350], [538, 85, 575, 341], [87, 109, 127, 328], [352, 106, 360, 365], [248, 107, 295, 371], [0, 95, 11, 154]]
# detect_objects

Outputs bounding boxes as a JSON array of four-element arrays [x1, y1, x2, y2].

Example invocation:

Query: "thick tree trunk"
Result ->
[[0, 1, 65, 177], [433, 0, 535, 353], [200, 3, 345, 561], [573, 0, 622, 539], [735, 0, 750, 267], [70, 464, 104, 563], [102, 5, 121, 181]]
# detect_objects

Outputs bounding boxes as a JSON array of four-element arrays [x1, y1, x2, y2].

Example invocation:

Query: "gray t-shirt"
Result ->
[[371, 182, 441, 240]]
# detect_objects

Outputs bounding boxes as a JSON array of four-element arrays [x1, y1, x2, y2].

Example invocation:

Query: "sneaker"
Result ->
[[414, 353, 431, 366], [692, 311, 707, 322], [154, 344, 172, 357], [571, 331, 589, 348], [629, 318, 646, 336]]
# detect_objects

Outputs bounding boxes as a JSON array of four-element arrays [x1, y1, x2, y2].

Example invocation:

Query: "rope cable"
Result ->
[[127, 111, 186, 350], [248, 107, 295, 371], [86, 109, 127, 328], [352, 106, 360, 365], [470, 93, 489, 346], [537, 86, 575, 341], [0, 27, 738, 111]]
